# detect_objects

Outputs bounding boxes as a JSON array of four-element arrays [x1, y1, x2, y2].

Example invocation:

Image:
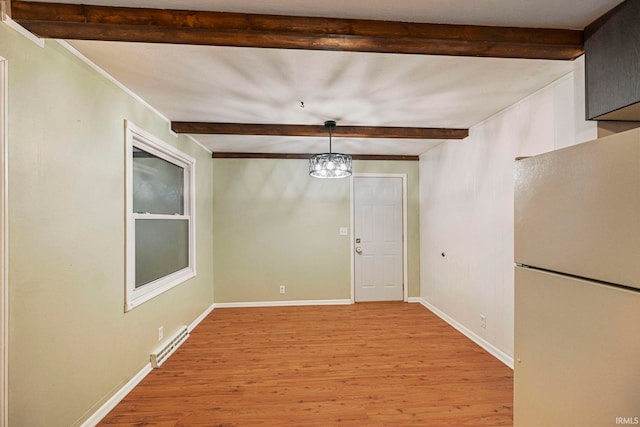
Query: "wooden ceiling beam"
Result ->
[[11, 1, 584, 60], [172, 122, 468, 140], [212, 152, 419, 161]]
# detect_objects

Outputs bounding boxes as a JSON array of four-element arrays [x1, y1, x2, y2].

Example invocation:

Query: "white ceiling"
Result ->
[[37, 0, 625, 155]]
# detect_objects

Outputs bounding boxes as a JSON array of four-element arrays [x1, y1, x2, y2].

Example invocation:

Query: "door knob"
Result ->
[[355, 247, 363, 254]]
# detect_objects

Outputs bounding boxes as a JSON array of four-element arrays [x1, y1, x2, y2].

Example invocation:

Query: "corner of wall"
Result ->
[[418, 68, 591, 365]]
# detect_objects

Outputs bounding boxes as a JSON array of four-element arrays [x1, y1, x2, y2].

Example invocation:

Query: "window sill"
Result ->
[[125, 268, 196, 312]]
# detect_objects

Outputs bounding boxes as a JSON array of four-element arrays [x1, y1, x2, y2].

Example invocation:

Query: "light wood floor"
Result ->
[[100, 302, 513, 426]]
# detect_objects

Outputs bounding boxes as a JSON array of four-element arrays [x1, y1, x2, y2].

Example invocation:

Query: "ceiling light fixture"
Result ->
[[309, 120, 352, 179]]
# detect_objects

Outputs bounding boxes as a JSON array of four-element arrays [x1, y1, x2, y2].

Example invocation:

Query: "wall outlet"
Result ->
[[158, 326, 164, 341], [279, 285, 285, 294], [480, 315, 486, 329]]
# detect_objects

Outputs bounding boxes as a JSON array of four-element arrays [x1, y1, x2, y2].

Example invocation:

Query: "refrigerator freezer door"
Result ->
[[515, 267, 640, 427], [515, 128, 640, 290]]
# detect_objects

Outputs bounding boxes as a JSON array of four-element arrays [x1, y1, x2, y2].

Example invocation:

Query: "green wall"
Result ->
[[212, 158, 420, 303], [1, 25, 214, 426], [1, 19, 421, 425]]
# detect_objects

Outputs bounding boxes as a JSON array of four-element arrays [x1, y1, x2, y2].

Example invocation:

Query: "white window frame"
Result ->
[[0, 56, 8, 427], [125, 121, 196, 312]]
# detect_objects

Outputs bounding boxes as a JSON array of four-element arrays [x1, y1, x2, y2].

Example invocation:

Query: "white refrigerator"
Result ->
[[514, 128, 640, 426]]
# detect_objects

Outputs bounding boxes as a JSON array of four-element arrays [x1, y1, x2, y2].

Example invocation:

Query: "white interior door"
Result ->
[[354, 177, 403, 302]]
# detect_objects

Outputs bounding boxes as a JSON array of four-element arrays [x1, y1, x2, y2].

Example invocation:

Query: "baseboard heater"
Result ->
[[150, 326, 189, 368]]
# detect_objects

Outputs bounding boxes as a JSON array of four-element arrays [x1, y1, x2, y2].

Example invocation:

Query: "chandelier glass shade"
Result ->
[[309, 121, 353, 179], [309, 153, 352, 178]]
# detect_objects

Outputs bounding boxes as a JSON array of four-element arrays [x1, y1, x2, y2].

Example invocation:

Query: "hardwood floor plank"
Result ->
[[99, 302, 512, 426]]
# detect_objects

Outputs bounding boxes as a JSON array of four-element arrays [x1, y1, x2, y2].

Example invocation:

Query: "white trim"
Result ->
[[350, 173, 409, 303], [125, 121, 197, 312], [79, 363, 154, 427], [132, 213, 190, 221], [125, 269, 196, 312], [214, 299, 352, 309], [1, 17, 45, 48], [127, 121, 196, 168], [349, 177, 355, 303], [57, 42, 164, 127], [410, 298, 514, 369], [188, 303, 215, 332], [401, 175, 409, 302], [0, 57, 7, 427], [55, 41, 212, 154], [80, 301, 215, 426], [472, 71, 574, 131]]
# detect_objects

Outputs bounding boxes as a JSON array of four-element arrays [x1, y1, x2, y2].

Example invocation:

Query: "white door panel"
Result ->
[[354, 177, 403, 302]]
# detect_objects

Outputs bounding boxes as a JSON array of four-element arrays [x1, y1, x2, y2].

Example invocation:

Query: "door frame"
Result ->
[[0, 56, 8, 427], [350, 173, 408, 303]]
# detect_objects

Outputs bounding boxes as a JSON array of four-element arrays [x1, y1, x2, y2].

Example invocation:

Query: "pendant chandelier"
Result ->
[[309, 120, 352, 179]]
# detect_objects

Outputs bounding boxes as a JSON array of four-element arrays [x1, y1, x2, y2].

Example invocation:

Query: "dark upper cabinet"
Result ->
[[585, 0, 640, 121]]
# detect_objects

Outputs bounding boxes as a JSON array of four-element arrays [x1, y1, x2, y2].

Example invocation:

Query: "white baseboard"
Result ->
[[80, 363, 153, 427], [188, 302, 215, 332], [215, 299, 352, 308], [80, 301, 216, 426], [409, 297, 514, 369]]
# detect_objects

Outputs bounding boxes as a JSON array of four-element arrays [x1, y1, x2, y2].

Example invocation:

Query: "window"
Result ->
[[125, 122, 196, 311]]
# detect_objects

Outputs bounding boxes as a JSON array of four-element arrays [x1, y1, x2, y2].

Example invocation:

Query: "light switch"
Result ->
[[339, 227, 348, 236]]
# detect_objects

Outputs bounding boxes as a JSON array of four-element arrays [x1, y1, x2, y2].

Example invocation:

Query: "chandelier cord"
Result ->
[[329, 124, 333, 154]]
